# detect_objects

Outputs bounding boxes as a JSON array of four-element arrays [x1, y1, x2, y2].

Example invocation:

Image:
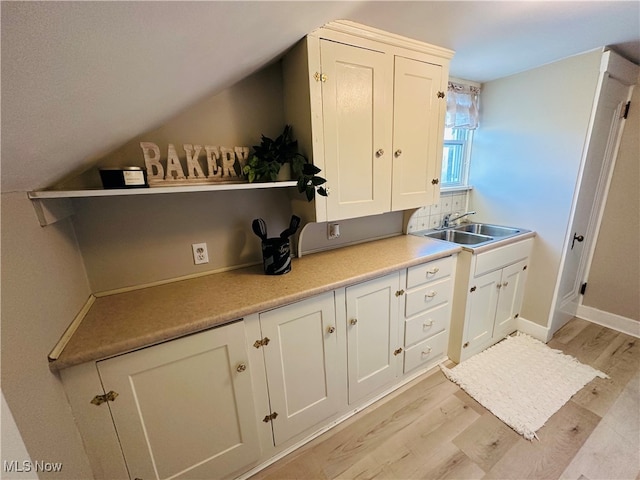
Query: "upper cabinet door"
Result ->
[[319, 39, 393, 221], [391, 57, 444, 211]]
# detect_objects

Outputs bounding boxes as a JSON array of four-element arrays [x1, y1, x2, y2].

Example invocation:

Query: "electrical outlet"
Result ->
[[192, 243, 209, 265], [328, 223, 340, 239]]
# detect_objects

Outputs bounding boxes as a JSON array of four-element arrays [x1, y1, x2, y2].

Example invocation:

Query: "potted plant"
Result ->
[[243, 125, 327, 201]]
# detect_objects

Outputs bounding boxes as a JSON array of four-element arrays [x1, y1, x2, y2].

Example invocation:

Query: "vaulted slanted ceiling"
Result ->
[[2, 1, 639, 193]]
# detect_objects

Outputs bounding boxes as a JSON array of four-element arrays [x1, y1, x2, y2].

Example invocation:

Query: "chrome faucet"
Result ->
[[441, 211, 476, 228]]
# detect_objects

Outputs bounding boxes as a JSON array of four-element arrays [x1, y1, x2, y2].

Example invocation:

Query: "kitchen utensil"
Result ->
[[252, 218, 268, 241], [280, 215, 301, 238]]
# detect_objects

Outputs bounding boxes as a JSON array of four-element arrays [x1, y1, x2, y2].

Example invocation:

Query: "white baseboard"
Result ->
[[576, 305, 640, 338], [516, 316, 552, 342]]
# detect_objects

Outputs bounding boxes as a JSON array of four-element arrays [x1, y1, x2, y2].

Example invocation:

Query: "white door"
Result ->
[[493, 260, 528, 339], [552, 72, 634, 334], [97, 322, 260, 480], [320, 39, 393, 220], [259, 292, 342, 445], [464, 269, 501, 357], [346, 273, 400, 404], [391, 56, 445, 210]]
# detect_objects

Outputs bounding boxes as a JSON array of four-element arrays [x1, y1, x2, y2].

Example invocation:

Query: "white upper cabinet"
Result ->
[[391, 56, 445, 211], [283, 21, 453, 223], [319, 39, 393, 220]]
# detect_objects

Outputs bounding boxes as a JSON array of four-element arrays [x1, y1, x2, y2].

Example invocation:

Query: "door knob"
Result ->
[[571, 233, 585, 250]]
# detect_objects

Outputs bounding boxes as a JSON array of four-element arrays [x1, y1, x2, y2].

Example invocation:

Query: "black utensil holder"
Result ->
[[261, 237, 292, 275]]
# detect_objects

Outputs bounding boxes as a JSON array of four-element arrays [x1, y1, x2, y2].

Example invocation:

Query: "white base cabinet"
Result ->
[[63, 321, 261, 480], [402, 256, 455, 373], [60, 254, 457, 480], [257, 292, 345, 446], [449, 238, 533, 363], [345, 273, 402, 404]]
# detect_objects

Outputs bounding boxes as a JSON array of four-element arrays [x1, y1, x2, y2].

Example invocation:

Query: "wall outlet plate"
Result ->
[[328, 223, 340, 239], [192, 243, 209, 265]]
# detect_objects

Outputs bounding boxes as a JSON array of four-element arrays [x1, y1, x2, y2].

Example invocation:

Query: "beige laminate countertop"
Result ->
[[50, 234, 460, 371]]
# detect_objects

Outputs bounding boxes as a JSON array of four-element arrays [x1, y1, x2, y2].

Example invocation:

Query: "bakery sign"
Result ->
[[140, 142, 250, 185]]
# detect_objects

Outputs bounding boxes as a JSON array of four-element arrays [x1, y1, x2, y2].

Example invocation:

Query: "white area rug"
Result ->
[[441, 332, 608, 440]]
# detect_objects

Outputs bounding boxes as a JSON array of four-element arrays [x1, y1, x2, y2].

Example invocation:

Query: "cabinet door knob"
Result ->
[[236, 363, 247, 373], [503, 281, 509, 287], [375, 149, 385, 158], [350, 318, 358, 325], [497, 283, 502, 289], [394, 149, 402, 158], [327, 326, 336, 334]]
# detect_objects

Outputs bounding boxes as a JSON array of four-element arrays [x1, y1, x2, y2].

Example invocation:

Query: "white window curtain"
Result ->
[[445, 81, 480, 129]]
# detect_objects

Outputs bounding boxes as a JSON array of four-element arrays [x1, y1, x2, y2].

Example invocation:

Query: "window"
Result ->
[[442, 127, 473, 188], [441, 79, 480, 189]]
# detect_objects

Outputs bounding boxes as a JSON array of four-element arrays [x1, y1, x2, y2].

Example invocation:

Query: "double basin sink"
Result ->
[[414, 223, 527, 248]]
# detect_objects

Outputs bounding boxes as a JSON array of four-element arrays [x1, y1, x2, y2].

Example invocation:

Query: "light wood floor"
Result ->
[[251, 318, 640, 480]]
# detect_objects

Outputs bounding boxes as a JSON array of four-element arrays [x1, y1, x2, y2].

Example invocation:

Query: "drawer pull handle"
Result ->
[[426, 267, 440, 276], [423, 320, 434, 328], [425, 292, 437, 299], [422, 347, 433, 356]]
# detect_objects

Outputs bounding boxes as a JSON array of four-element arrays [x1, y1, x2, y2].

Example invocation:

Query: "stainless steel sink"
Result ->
[[423, 229, 494, 245], [414, 222, 530, 249], [453, 223, 521, 237]]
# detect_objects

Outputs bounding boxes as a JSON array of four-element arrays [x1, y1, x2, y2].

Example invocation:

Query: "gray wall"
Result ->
[[1, 192, 94, 479], [70, 62, 296, 293], [468, 49, 602, 328]]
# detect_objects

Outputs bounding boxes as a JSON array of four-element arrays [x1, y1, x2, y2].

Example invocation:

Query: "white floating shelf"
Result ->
[[28, 181, 298, 200]]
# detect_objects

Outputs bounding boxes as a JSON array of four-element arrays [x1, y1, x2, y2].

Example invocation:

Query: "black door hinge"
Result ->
[[623, 101, 631, 119], [580, 282, 588, 295]]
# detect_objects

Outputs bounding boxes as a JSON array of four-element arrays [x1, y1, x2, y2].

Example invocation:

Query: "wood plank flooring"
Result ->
[[250, 318, 639, 480]]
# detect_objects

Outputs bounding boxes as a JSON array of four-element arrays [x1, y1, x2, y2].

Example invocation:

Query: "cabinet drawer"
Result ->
[[474, 238, 533, 277], [405, 278, 451, 318], [404, 303, 449, 347], [406, 256, 453, 289], [404, 330, 448, 373]]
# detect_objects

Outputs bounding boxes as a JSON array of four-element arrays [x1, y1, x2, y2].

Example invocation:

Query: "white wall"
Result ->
[[1, 393, 33, 479], [1, 193, 94, 478], [468, 49, 602, 327]]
